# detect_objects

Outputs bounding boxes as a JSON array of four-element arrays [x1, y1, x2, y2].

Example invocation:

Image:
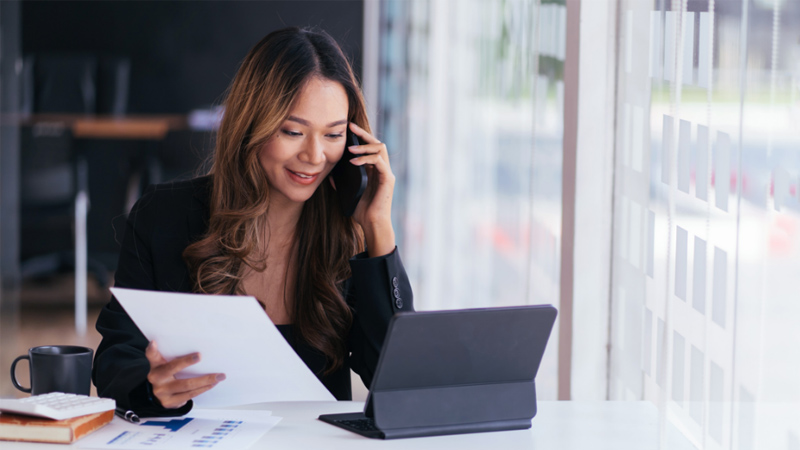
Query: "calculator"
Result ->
[[0, 392, 116, 420]]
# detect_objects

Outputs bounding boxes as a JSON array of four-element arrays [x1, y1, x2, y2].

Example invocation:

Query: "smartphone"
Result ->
[[331, 125, 368, 217]]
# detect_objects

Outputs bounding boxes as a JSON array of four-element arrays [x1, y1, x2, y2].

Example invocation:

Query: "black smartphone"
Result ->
[[331, 125, 368, 217]]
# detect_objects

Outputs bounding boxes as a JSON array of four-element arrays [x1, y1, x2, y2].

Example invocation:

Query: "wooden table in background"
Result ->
[[23, 114, 188, 139], [73, 115, 187, 139], [14, 114, 188, 336]]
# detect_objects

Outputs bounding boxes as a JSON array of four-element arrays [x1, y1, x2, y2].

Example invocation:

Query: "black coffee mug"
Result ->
[[11, 345, 93, 395]]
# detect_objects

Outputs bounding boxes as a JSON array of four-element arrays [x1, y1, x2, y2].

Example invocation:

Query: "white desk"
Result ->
[[4, 401, 659, 449]]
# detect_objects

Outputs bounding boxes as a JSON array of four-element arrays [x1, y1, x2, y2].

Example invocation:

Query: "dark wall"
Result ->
[[21, 1, 364, 269], [2, 1, 22, 289], [22, 1, 364, 113]]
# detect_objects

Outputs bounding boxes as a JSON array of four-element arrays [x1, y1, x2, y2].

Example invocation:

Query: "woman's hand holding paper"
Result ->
[[145, 340, 226, 409]]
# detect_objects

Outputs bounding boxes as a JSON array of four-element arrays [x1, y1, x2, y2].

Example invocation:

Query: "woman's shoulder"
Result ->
[[132, 176, 212, 216], [126, 176, 212, 237], [116, 176, 212, 292]]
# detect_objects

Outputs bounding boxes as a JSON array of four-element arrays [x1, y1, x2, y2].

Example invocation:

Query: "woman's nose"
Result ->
[[298, 137, 325, 165]]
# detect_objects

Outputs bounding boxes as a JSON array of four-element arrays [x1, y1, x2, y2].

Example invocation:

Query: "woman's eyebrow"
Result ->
[[287, 116, 348, 128], [326, 119, 348, 127]]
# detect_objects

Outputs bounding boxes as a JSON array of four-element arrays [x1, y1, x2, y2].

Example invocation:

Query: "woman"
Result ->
[[92, 27, 413, 416]]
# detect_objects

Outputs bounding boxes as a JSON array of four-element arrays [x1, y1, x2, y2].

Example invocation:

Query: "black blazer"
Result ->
[[93, 176, 413, 416]]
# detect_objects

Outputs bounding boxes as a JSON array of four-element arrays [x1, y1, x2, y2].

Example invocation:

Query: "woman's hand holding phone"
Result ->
[[346, 122, 396, 258], [145, 341, 226, 409]]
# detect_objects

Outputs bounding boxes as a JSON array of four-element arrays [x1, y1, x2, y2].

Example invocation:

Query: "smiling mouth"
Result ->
[[288, 169, 320, 179], [286, 168, 322, 184]]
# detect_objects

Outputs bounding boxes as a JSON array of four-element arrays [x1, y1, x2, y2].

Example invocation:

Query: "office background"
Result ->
[[1, 1, 799, 449]]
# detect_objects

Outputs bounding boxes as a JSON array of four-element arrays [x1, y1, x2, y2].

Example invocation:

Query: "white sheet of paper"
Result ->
[[110, 287, 335, 406]]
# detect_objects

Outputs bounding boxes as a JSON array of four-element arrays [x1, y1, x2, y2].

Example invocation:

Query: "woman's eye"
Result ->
[[281, 129, 302, 137], [327, 133, 344, 139]]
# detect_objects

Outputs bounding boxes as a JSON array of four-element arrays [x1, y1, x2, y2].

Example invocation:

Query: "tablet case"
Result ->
[[320, 305, 557, 439]]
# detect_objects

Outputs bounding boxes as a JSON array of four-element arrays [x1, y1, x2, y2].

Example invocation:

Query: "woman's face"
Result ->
[[258, 76, 349, 206]]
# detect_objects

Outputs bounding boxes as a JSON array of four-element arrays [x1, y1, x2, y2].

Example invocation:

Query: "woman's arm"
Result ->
[[342, 123, 414, 386], [346, 247, 414, 387], [93, 185, 190, 414], [94, 182, 219, 415]]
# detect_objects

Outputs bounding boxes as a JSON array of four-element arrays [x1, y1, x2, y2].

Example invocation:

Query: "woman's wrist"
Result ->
[[362, 220, 396, 258]]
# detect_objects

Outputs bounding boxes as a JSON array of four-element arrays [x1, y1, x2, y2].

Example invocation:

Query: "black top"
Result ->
[[92, 176, 413, 416]]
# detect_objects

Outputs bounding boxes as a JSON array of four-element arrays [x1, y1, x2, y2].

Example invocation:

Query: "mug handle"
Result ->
[[11, 355, 32, 393]]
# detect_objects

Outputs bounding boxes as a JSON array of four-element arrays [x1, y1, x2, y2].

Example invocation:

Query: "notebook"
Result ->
[[0, 410, 114, 444]]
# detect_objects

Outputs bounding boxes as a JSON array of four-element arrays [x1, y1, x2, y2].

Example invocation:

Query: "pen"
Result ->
[[114, 406, 141, 424]]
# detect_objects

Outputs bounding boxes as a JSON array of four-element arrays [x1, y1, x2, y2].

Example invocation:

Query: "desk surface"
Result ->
[[2, 401, 659, 449]]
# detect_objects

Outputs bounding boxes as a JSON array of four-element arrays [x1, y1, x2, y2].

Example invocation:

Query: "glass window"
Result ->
[[610, 0, 800, 448], [378, 0, 566, 400]]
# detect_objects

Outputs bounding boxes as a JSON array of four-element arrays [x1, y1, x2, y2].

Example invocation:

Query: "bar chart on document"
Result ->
[[79, 411, 281, 450]]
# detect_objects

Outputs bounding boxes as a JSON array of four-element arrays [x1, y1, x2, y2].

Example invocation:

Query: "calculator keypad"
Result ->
[[0, 392, 116, 420]]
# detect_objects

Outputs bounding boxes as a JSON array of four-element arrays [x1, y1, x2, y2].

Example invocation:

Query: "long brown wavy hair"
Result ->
[[183, 27, 368, 373]]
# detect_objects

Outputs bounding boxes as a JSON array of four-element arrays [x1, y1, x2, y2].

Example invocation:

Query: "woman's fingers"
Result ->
[[348, 143, 388, 161], [348, 122, 379, 145], [351, 149, 395, 190], [168, 373, 226, 394], [346, 124, 391, 175], [145, 341, 168, 366], [350, 152, 391, 174], [145, 342, 227, 408], [147, 355, 225, 408], [348, 140, 392, 177], [157, 379, 221, 409], [153, 372, 224, 406], [147, 352, 201, 385]]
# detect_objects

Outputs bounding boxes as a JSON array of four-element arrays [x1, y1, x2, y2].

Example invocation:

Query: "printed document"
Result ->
[[79, 409, 281, 450], [110, 287, 335, 406]]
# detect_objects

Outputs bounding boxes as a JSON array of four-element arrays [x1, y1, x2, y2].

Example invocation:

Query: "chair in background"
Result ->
[[19, 123, 110, 315], [97, 56, 131, 116], [21, 54, 130, 116], [28, 54, 97, 114], [19, 123, 78, 272], [19, 122, 111, 281], [19, 54, 113, 335]]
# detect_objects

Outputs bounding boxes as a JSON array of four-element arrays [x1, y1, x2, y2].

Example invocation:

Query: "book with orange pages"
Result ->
[[0, 409, 114, 444]]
